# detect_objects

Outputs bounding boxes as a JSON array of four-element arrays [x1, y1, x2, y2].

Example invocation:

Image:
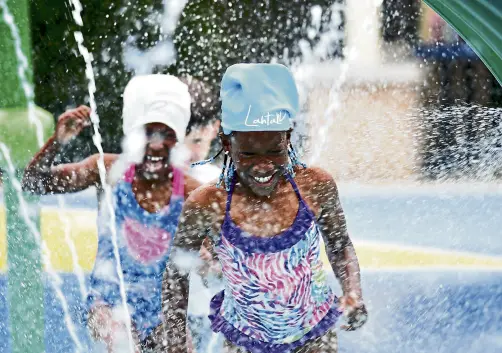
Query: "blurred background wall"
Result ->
[[301, 0, 502, 182]]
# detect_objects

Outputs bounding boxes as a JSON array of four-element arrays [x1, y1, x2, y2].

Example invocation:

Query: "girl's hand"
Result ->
[[339, 292, 368, 331]]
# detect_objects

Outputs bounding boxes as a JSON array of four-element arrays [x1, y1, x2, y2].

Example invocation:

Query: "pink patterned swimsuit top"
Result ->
[[87, 165, 184, 341]]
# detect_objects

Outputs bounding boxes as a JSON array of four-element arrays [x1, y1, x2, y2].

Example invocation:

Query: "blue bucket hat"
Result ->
[[220, 63, 299, 135]]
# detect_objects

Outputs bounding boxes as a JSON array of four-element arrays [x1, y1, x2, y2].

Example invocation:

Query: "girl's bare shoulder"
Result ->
[[294, 167, 339, 208], [185, 182, 228, 211], [295, 166, 337, 188]]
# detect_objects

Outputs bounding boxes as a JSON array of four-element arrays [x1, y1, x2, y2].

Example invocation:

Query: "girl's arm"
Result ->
[[161, 186, 217, 352], [310, 168, 368, 331]]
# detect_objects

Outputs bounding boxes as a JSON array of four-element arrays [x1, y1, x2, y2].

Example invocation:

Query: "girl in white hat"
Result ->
[[23, 74, 201, 352]]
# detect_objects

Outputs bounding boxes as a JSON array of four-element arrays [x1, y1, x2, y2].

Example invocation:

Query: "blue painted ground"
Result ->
[[340, 271, 502, 353], [1, 186, 501, 352], [1, 271, 501, 353]]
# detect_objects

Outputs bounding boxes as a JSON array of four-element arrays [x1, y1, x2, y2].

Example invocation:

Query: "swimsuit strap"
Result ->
[[171, 167, 185, 197], [123, 164, 136, 183], [225, 175, 237, 215], [284, 171, 304, 203], [122, 164, 184, 198]]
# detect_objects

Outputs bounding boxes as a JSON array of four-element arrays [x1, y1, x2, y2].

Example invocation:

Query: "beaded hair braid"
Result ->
[[191, 141, 306, 191]]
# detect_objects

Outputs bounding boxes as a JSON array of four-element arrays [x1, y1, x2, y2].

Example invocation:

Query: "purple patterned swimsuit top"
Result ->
[[209, 173, 342, 353]]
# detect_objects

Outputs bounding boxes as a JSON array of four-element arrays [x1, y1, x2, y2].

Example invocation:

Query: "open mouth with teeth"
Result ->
[[143, 155, 169, 173], [251, 172, 277, 186]]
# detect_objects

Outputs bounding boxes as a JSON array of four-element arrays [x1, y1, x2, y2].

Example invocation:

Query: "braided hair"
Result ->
[[191, 131, 306, 191]]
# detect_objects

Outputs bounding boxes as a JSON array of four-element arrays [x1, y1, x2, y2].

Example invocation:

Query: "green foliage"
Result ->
[[30, 0, 343, 158], [170, 0, 343, 91], [30, 0, 164, 155]]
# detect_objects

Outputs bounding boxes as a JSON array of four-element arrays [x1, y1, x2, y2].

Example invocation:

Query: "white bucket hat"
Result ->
[[122, 74, 191, 142]]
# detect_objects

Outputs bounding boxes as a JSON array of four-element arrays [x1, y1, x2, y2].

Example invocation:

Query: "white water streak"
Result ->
[[301, 2, 371, 165], [0, 1, 86, 351], [67, 1, 135, 351], [123, 0, 188, 74], [0, 0, 43, 146], [0, 144, 84, 352]]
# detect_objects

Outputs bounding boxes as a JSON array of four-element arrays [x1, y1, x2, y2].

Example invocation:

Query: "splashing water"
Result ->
[[0, 144, 84, 352], [67, 0, 135, 351], [3, 0, 87, 316], [124, 2, 225, 349], [0, 0, 42, 146], [123, 0, 188, 74], [108, 127, 147, 186], [162, 0, 189, 34], [419, 104, 502, 180], [206, 332, 221, 353], [291, 2, 347, 165], [293, 1, 384, 167], [113, 2, 351, 351], [0, 0, 87, 350]]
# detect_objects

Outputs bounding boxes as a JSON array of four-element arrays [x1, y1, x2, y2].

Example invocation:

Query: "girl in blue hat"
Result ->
[[161, 63, 367, 353]]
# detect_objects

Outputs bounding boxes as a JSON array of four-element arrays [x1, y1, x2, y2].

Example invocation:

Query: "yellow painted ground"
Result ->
[[320, 242, 502, 270], [1, 207, 502, 273], [0, 207, 98, 272]]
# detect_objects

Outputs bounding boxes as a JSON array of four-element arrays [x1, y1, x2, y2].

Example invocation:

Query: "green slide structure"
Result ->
[[423, 0, 502, 85], [0, 0, 54, 352]]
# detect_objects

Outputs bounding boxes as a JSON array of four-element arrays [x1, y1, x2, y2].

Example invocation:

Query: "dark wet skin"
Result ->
[[227, 131, 290, 197], [135, 123, 176, 180], [132, 123, 178, 213], [160, 131, 367, 353], [223, 131, 305, 236], [21, 107, 199, 207]]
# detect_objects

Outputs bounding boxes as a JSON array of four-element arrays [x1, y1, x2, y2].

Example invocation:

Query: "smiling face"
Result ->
[[136, 123, 177, 181], [225, 131, 290, 197]]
